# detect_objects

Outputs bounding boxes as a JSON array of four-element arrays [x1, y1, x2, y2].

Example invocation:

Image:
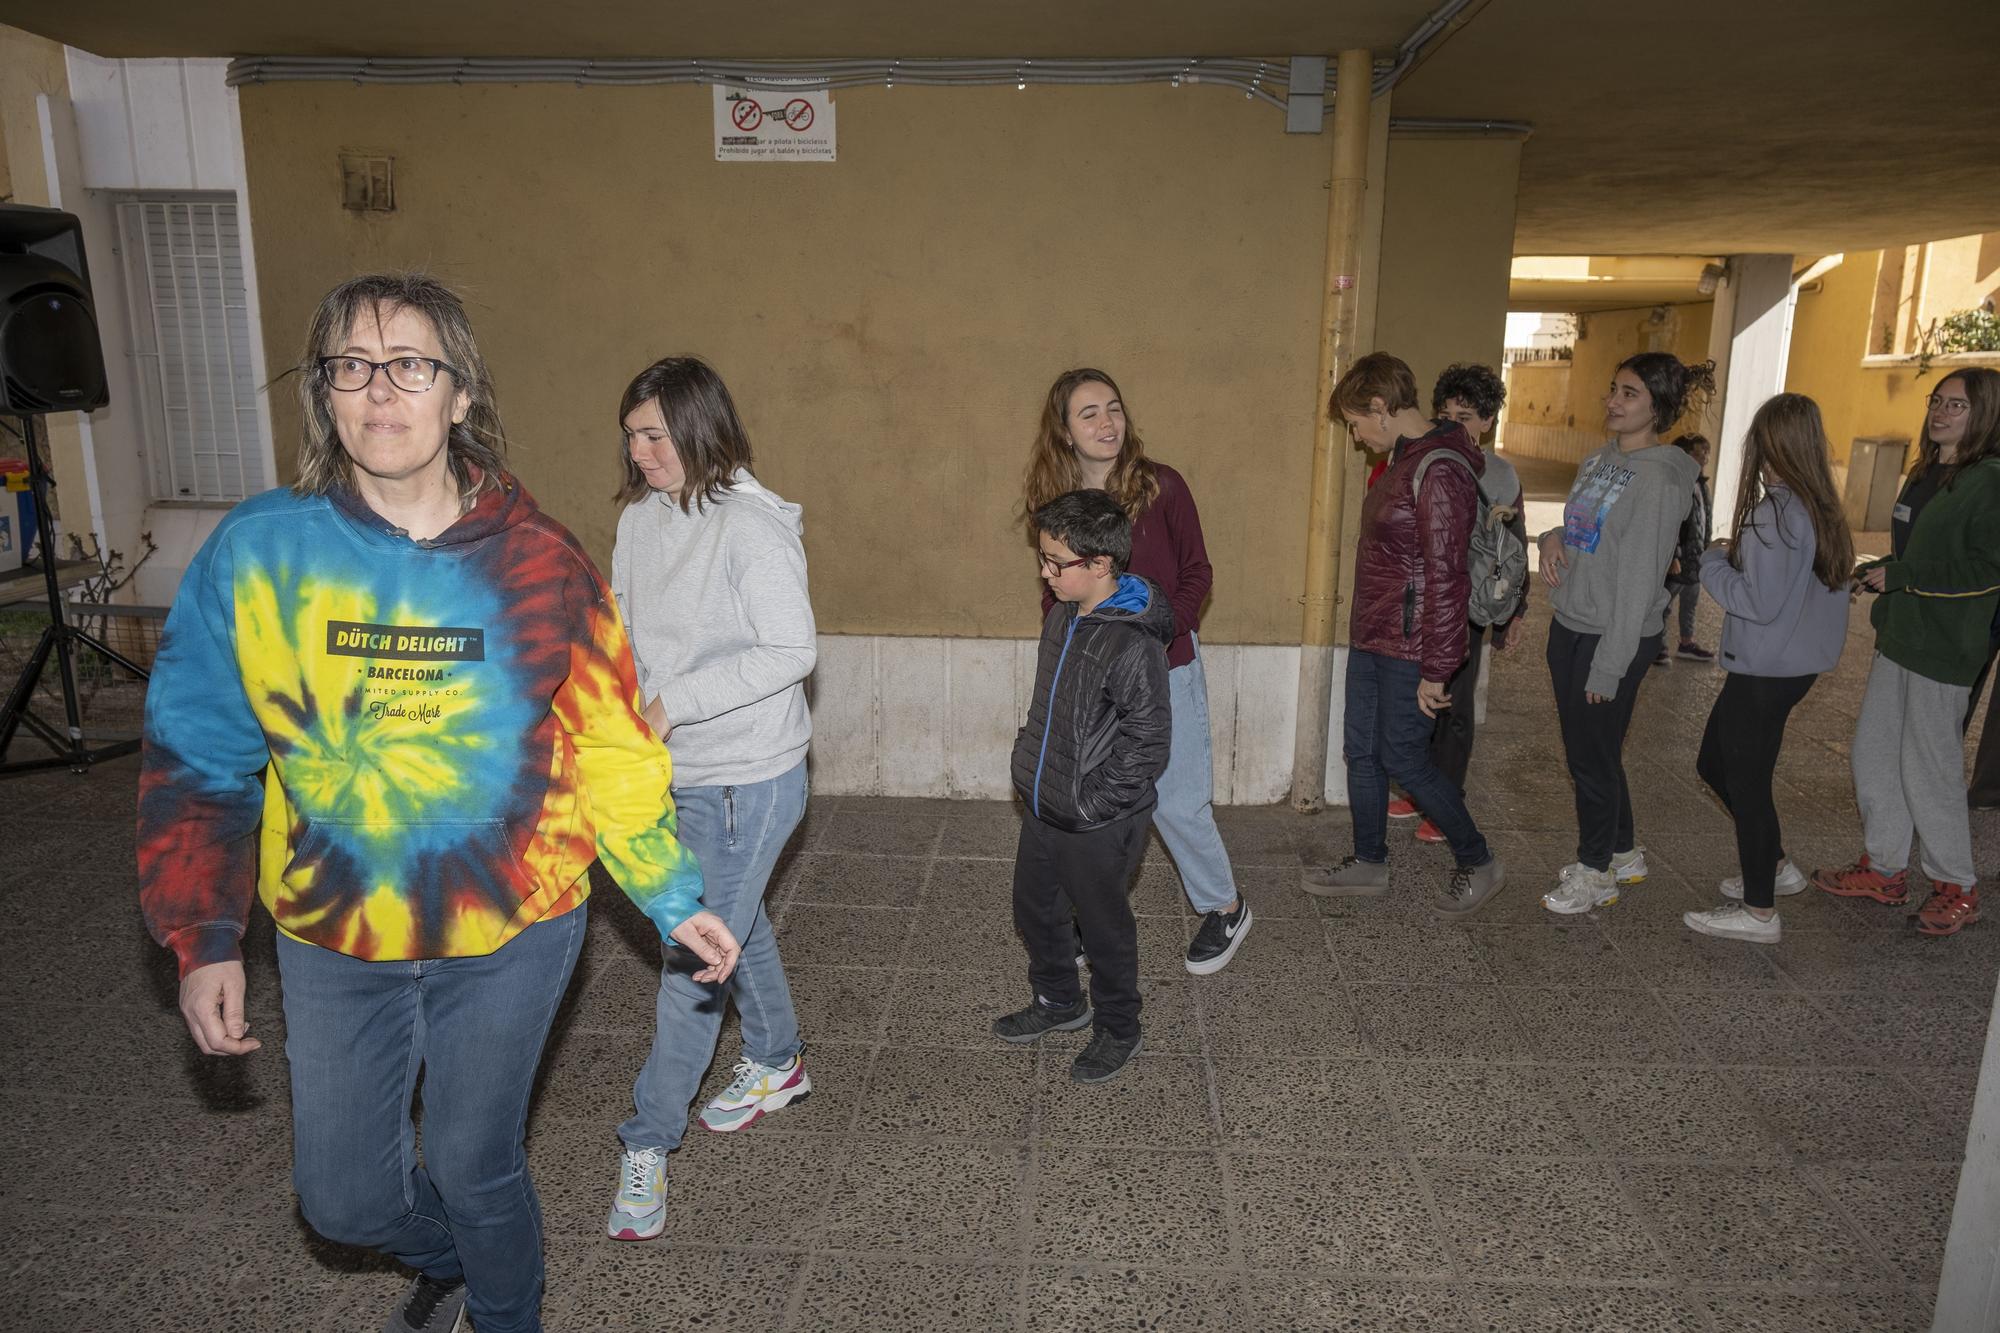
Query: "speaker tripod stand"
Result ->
[[0, 413, 149, 777]]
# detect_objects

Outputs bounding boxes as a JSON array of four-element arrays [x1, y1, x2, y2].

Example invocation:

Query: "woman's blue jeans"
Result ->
[[1344, 648, 1491, 868], [1154, 636, 1239, 913], [278, 905, 586, 1333], [620, 760, 807, 1152]]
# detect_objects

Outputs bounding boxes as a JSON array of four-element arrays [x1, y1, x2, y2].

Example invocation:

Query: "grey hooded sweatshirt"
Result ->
[[611, 468, 816, 789], [1545, 440, 1697, 698], [1698, 485, 1848, 677]]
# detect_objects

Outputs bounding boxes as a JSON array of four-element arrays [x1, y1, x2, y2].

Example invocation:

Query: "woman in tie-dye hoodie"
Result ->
[[138, 273, 738, 1333]]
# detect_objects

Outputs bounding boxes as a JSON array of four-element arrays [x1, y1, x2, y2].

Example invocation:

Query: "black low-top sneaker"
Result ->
[[992, 997, 1092, 1044], [1070, 1028, 1144, 1083], [1184, 897, 1253, 976], [384, 1273, 468, 1333]]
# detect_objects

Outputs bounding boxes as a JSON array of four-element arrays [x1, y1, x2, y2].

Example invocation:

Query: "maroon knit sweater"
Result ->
[[1041, 461, 1212, 668]]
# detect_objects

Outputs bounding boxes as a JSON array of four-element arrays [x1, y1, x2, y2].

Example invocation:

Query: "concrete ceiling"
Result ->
[[0, 1, 1439, 60], [6, 0, 1999, 257], [1394, 0, 2000, 256]]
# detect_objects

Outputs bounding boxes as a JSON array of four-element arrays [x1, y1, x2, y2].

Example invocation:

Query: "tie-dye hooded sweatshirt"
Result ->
[[138, 474, 703, 978]]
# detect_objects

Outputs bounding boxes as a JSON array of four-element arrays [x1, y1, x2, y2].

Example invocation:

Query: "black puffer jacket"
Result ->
[[1011, 574, 1174, 831]]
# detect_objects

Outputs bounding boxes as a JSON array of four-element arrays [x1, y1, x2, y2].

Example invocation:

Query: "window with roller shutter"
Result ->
[[113, 194, 268, 504]]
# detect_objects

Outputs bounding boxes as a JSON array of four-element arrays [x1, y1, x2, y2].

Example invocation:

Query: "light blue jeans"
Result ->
[[280, 906, 586, 1333], [619, 760, 807, 1152], [1155, 636, 1239, 914]]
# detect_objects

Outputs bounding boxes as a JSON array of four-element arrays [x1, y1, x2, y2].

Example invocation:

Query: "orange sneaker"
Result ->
[[1811, 855, 1909, 906], [1918, 883, 1980, 936], [1388, 796, 1418, 820], [1414, 818, 1446, 844]]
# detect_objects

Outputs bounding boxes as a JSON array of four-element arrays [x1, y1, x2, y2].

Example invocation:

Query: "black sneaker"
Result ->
[[384, 1274, 468, 1333], [1070, 1028, 1144, 1083], [1184, 897, 1253, 976], [992, 997, 1092, 1044], [1676, 641, 1715, 662]]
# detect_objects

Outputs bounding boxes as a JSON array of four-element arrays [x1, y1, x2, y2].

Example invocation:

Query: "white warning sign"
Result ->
[[713, 84, 836, 162]]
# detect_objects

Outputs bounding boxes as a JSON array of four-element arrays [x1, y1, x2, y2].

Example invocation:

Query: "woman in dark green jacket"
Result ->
[[1814, 368, 2000, 935]]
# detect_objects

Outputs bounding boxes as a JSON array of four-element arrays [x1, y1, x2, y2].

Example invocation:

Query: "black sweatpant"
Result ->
[[1013, 806, 1151, 1040], [1969, 647, 2000, 809], [1696, 671, 1817, 909], [1547, 619, 1661, 871], [1431, 621, 1486, 793]]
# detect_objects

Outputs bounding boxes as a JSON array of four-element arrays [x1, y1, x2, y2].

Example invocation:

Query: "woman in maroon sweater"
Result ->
[[1024, 368, 1251, 975]]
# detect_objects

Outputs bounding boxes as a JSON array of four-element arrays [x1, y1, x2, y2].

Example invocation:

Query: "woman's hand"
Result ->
[[1854, 565, 1888, 594], [1585, 689, 1612, 705], [1416, 678, 1451, 718], [1538, 532, 1568, 588], [642, 695, 672, 740], [671, 910, 742, 984]]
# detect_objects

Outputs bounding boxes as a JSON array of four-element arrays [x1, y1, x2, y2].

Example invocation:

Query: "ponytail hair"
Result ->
[[1729, 393, 1854, 591], [1617, 352, 1716, 435]]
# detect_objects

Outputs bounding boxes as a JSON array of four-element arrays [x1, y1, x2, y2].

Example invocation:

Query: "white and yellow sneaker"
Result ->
[[699, 1053, 812, 1133]]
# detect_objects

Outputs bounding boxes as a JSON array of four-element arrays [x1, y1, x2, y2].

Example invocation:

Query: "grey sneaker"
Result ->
[[992, 997, 1091, 1044], [1070, 1028, 1144, 1083], [1433, 857, 1506, 917], [384, 1274, 468, 1333], [1303, 855, 1391, 897]]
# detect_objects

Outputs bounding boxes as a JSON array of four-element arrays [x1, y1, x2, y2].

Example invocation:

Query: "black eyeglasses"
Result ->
[[318, 355, 462, 394]]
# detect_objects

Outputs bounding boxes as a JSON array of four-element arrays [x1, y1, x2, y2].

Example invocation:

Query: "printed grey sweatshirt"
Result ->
[[1698, 486, 1848, 677], [1545, 440, 1697, 697], [611, 469, 816, 789]]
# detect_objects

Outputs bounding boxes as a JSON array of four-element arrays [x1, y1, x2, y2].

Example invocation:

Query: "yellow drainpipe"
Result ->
[[1289, 47, 1375, 812]]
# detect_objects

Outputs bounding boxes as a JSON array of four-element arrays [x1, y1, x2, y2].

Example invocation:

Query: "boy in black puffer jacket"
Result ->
[[996, 489, 1172, 1084]]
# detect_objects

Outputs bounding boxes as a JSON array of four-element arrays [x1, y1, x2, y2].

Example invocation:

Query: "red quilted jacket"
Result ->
[[1349, 420, 1482, 682]]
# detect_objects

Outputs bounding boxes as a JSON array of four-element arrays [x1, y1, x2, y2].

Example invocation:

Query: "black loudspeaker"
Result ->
[[0, 203, 109, 414]]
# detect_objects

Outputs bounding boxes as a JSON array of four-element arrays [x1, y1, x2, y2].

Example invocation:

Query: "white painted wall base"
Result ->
[[804, 635, 1349, 806]]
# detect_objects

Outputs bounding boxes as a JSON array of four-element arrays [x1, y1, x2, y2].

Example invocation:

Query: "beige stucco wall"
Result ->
[[1786, 249, 1930, 476], [1499, 300, 1714, 464], [238, 81, 1518, 643]]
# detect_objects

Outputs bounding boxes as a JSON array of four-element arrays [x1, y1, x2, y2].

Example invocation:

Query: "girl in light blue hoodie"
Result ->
[[1683, 394, 1853, 944]]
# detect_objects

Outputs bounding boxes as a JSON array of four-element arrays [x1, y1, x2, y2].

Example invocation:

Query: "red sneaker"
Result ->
[[1414, 818, 1445, 844], [1918, 883, 1980, 936], [1388, 797, 1418, 820], [1811, 855, 1910, 906]]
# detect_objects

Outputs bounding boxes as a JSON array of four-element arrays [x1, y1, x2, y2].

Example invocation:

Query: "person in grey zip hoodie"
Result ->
[[1682, 394, 1853, 945], [1538, 352, 1706, 915], [604, 357, 818, 1243]]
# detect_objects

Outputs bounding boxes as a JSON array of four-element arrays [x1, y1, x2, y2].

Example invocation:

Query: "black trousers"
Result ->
[[1547, 619, 1660, 871], [1430, 621, 1486, 793], [1696, 671, 1817, 908], [1013, 806, 1151, 1040]]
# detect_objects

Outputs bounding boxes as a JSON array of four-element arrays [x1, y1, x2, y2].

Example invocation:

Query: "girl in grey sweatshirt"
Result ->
[[605, 357, 818, 1243], [1683, 393, 1853, 945], [1539, 352, 1708, 915]]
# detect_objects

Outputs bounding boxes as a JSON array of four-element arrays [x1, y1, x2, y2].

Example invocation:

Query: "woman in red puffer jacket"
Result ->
[[1305, 352, 1507, 916]]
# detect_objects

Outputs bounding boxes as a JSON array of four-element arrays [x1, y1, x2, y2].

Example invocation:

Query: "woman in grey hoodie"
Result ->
[[1683, 394, 1853, 944], [604, 357, 818, 1242], [1538, 352, 1708, 915]]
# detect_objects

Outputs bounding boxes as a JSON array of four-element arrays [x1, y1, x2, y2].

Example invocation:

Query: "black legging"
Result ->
[[1696, 672, 1817, 908]]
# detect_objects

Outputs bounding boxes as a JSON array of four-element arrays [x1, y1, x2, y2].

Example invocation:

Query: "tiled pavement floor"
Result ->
[[3, 592, 1996, 1331]]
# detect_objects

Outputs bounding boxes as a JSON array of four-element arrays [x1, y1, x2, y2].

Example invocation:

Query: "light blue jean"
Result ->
[[279, 906, 586, 1333], [620, 760, 807, 1152], [1155, 636, 1239, 914]]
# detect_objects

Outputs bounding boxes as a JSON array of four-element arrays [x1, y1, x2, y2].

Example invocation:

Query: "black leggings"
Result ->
[[1696, 671, 1817, 908], [1548, 620, 1659, 871]]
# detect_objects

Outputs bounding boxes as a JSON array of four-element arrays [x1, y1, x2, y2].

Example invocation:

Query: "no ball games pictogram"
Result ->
[[725, 91, 816, 133]]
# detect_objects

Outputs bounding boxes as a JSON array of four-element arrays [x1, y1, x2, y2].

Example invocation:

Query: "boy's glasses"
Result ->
[[1038, 553, 1092, 575], [1927, 394, 1971, 416]]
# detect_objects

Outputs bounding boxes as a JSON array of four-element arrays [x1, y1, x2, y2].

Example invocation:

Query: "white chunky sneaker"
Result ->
[[698, 1053, 812, 1132], [1720, 861, 1809, 900], [1543, 863, 1619, 915], [1683, 900, 1781, 944]]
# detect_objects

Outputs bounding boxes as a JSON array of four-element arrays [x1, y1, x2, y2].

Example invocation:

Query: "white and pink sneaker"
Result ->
[[698, 1053, 811, 1133]]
